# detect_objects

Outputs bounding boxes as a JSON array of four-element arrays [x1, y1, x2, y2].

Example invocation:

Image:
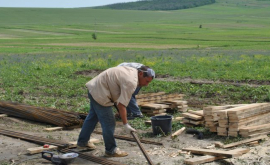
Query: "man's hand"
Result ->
[[123, 123, 136, 134]]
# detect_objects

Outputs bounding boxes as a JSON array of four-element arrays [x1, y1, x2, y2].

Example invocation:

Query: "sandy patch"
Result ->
[[0, 34, 17, 39], [10, 29, 72, 36], [61, 28, 126, 34], [206, 23, 266, 28]]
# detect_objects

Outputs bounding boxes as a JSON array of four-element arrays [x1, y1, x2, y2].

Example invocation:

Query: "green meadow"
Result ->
[[1, 0, 270, 115]]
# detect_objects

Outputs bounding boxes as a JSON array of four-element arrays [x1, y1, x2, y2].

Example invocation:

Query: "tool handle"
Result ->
[[130, 131, 155, 165]]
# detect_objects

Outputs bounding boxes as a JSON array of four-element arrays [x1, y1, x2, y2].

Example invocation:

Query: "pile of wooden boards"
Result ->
[[204, 103, 270, 137], [136, 92, 188, 115], [182, 110, 204, 126], [183, 147, 250, 165]]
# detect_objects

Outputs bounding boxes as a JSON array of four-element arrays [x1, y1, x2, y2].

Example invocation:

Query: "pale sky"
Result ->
[[0, 0, 137, 8]]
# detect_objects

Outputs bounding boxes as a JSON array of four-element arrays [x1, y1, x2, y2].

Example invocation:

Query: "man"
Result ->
[[117, 62, 145, 119], [77, 65, 155, 157]]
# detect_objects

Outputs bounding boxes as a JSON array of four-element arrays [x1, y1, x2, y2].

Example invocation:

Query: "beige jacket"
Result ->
[[86, 66, 138, 107]]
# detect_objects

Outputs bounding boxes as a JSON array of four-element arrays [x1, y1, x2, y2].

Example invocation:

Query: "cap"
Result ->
[[139, 68, 155, 78]]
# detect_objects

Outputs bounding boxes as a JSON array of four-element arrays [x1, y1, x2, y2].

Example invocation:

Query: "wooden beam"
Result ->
[[44, 127, 63, 131], [184, 148, 249, 165], [188, 110, 204, 116], [171, 127, 186, 138], [0, 114, 7, 118], [214, 135, 267, 148], [182, 113, 203, 120], [182, 147, 249, 158], [27, 145, 58, 154]]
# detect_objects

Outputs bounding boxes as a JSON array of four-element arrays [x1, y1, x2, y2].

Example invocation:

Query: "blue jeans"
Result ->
[[77, 92, 117, 154], [126, 87, 141, 116]]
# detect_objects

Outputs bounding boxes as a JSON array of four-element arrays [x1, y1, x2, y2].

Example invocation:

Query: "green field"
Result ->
[[1, 0, 270, 113]]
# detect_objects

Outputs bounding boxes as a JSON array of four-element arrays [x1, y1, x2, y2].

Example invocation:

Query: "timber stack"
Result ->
[[182, 110, 204, 126], [204, 103, 270, 137], [136, 92, 188, 115]]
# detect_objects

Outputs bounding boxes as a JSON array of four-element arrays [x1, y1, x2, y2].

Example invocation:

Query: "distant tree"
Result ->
[[92, 33, 97, 40], [199, 25, 202, 28], [93, 0, 216, 11]]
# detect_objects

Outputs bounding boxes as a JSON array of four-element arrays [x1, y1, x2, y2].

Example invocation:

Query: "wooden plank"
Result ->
[[227, 103, 269, 115], [185, 155, 225, 165], [44, 127, 63, 131], [184, 148, 249, 165], [183, 119, 204, 125], [247, 131, 270, 138], [171, 127, 186, 138], [140, 103, 169, 109], [141, 109, 166, 113], [0, 114, 8, 117], [209, 127, 217, 132], [240, 128, 270, 137], [217, 131, 228, 136], [239, 123, 270, 133], [217, 127, 227, 132], [228, 103, 270, 120], [188, 110, 204, 116], [214, 135, 268, 148], [27, 145, 58, 154], [182, 147, 249, 158], [228, 131, 238, 137], [182, 113, 203, 120], [163, 100, 187, 105]]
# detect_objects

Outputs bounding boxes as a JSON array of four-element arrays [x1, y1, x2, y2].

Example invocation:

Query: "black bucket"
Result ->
[[151, 115, 172, 135]]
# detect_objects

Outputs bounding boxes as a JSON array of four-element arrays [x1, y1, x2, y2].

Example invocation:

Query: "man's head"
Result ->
[[138, 66, 155, 87]]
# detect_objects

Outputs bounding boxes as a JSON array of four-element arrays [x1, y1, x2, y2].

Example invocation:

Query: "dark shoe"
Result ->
[[133, 114, 144, 118], [127, 113, 143, 120]]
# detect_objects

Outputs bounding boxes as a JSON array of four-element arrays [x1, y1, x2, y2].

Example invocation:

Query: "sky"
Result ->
[[0, 0, 137, 8]]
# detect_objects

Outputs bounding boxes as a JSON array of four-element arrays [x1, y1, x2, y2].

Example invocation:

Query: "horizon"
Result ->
[[0, 0, 137, 8]]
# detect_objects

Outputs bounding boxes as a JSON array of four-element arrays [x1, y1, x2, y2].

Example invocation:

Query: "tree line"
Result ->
[[93, 0, 216, 10]]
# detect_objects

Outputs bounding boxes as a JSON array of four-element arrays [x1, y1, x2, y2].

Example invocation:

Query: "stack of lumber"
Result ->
[[161, 100, 188, 113], [218, 103, 270, 137], [182, 110, 204, 126], [136, 92, 166, 105], [136, 92, 185, 106], [204, 103, 270, 137], [183, 147, 249, 165], [203, 104, 247, 135], [140, 103, 169, 116], [239, 123, 270, 138], [137, 92, 188, 115]]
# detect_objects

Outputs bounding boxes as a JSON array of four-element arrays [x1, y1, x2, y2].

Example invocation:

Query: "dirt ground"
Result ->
[[1, 116, 270, 165]]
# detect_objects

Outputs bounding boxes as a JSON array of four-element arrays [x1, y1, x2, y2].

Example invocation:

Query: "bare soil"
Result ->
[[1, 70, 269, 164], [1, 116, 270, 165], [75, 69, 270, 87]]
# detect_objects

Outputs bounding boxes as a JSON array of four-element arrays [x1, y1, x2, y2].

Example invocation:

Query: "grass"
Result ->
[[0, 0, 270, 143], [0, 0, 270, 53]]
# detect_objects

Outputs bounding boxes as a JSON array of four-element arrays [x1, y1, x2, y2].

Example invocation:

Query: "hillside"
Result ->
[[93, 0, 216, 10]]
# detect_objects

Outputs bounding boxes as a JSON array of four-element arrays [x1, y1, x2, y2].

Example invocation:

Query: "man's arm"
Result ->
[[117, 102, 136, 133], [117, 102, 128, 124]]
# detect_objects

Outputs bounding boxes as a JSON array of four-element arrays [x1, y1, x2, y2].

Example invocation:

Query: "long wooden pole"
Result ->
[[130, 131, 155, 165]]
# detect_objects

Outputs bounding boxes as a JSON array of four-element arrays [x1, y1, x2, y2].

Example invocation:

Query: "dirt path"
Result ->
[[1, 116, 270, 165], [75, 69, 270, 87]]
